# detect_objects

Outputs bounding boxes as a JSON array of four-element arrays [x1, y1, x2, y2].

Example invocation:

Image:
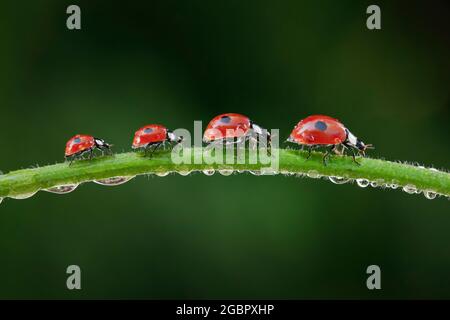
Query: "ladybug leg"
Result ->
[[149, 142, 163, 158], [350, 148, 361, 166], [306, 146, 313, 159], [322, 145, 335, 166], [89, 148, 94, 160]]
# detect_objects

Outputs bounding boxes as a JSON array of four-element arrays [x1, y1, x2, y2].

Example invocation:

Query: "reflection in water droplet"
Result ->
[[424, 190, 437, 200], [202, 169, 215, 176], [329, 176, 350, 184], [219, 169, 234, 176], [356, 179, 370, 188], [44, 184, 79, 194], [307, 170, 320, 178], [10, 191, 38, 199], [402, 184, 417, 194], [178, 171, 192, 176], [94, 176, 135, 186], [156, 172, 170, 177]]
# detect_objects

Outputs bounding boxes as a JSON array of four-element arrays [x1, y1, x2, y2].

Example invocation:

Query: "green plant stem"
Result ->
[[0, 148, 449, 199]]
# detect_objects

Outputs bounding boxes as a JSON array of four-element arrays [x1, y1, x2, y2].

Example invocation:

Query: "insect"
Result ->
[[132, 124, 183, 156], [286, 115, 373, 165], [203, 113, 271, 148], [65, 134, 112, 164]]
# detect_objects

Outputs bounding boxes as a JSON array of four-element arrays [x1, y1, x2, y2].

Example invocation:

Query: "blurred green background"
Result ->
[[0, 0, 449, 299]]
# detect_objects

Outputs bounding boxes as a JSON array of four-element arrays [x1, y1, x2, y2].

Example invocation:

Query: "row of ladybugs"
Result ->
[[65, 113, 373, 165]]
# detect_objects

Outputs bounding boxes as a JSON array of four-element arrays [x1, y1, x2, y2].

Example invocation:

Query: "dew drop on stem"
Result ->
[[44, 184, 79, 194], [356, 179, 370, 188], [424, 190, 437, 200], [202, 169, 215, 176], [219, 169, 234, 176], [329, 176, 350, 184], [94, 176, 135, 186]]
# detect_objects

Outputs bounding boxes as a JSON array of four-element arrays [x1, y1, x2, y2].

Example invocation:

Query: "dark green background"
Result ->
[[0, 0, 449, 298]]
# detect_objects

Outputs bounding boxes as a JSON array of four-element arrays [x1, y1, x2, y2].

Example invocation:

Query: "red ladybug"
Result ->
[[65, 134, 112, 164], [287, 115, 373, 165], [132, 124, 183, 156], [203, 113, 271, 147]]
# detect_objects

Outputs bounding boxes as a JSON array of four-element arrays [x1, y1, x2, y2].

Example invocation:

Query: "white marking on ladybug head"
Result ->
[[95, 138, 105, 146], [167, 132, 176, 142], [346, 130, 358, 147], [252, 123, 263, 135]]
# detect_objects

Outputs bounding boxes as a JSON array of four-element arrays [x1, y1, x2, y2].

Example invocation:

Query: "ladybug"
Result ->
[[132, 124, 183, 156], [203, 113, 271, 148], [287, 115, 373, 165], [65, 134, 112, 164]]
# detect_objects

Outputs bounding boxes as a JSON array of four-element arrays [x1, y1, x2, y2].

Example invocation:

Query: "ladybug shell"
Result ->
[[65, 134, 95, 156], [132, 124, 168, 148], [289, 115, 347, 145], [203, 113, 251, 142]]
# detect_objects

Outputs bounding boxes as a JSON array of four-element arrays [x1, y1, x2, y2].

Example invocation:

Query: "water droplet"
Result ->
[[429, 168, 439, 173], [390, 184, 399, 189], [250, 170, 262, 176], [156, 172, 170, 177], [9, 191, 38, 200], [370, 179, 384, 188], [44, 184, 79, 194], [219, 169, 234, 176], [402, 184, 417, 194], [306, 170, 321, 178], [202, 169, 215, 176], [356, 179, 370, 188], [237, 170, 246, 174], [329, 176, 350, 184], [178, 170, 192, 176], [0, 198, 3, 205], [94, 176, 135, 186], [424, 190, 437, 200]]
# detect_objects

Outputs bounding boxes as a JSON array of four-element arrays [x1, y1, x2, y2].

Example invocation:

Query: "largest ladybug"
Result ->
[[203, 113, 271, 148], [287, 115, 373, 165], [65, 134, 112, 164]]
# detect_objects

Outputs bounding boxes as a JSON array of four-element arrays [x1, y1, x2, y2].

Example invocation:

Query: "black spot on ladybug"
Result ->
[[220, 116, 231, 123], [144, 128, 154, 134], [315, 121, 327, 131]]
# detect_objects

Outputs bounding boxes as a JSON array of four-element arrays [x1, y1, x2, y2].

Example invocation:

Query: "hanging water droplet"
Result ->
[[424, 190, 437, 200], [402, 184, 417, 194], [9, 191, 38, 200], [156, 172, 170, 177], [250, 170, 262, 176], [219, 169, 234, 176], [237, 170, 246, 174], [329, 176, 350, 184], [0, 197, 3, 205], [370, 179, 384, 188], [429, 168, 439, 172], [178, 170, 192, 176], [202, 169, 215, 176], [44, 184, 79, 194], [94, 176, 135, 186], [390, 183, 399, 189], [356, 179, 370, 188], [307, 170, 320, 178]]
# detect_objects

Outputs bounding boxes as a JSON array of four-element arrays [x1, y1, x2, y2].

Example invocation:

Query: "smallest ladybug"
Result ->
[[65, 134, 112, 165], [132, 124, 183, 156]]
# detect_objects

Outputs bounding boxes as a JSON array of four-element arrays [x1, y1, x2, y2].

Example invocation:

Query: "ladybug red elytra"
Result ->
[[65, 134, 112, 164], [287, 115, 373, 165], [132, 124, 183, 156], [203, 113, 271, 148]]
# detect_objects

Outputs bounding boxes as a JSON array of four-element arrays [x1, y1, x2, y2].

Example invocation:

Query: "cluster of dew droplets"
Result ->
[[93, 176, 135, 186]]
